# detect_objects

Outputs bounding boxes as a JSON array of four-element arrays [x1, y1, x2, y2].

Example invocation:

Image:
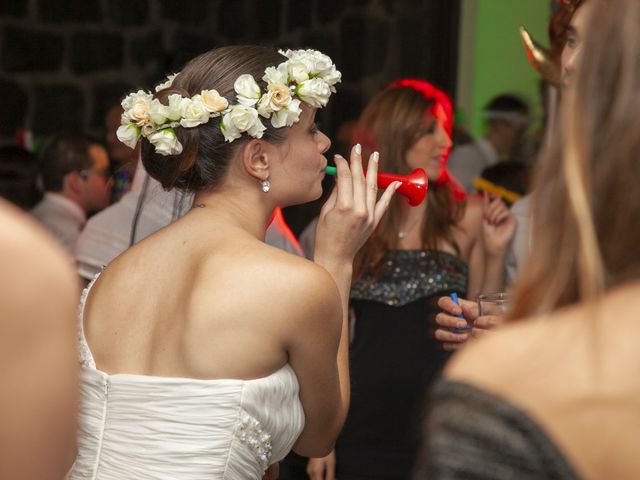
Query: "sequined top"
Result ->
[[350, 249, 468, 306]]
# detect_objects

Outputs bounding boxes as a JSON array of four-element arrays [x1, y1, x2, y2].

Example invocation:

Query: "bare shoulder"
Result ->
[[0, 201, 77, 292], [192, 240, 343, 358], [0, 200, 78, 336], [235, 243, 342, 325], [445, 314, 560, 391], [445, 301, 595, 402]]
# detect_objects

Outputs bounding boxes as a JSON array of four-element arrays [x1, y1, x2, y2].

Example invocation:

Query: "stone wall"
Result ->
[[0, 0, 460, 146]]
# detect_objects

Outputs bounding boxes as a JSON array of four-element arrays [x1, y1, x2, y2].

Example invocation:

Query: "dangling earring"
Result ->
[[260, 177, 270, 193]]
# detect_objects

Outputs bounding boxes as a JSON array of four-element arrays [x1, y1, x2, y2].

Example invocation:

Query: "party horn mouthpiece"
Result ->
[[324, 166, 428, 206]]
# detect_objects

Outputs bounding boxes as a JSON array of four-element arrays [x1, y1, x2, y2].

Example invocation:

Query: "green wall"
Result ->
[[457, 0, 550, 138]]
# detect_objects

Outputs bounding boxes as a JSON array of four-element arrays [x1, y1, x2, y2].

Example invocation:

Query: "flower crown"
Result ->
[[116, 49, 341, 156]]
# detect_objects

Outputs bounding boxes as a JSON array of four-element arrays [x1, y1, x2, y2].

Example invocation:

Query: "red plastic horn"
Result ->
[[324, 166, 428, 206]]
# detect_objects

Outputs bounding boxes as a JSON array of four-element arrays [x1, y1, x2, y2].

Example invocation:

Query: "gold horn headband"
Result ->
[[519, 26, 562, 86]]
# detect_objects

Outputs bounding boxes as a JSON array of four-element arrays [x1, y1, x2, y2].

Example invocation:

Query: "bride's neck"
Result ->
[[191, 188, 275, 241]]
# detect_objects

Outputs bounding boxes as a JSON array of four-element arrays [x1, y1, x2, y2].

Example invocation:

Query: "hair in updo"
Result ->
[[141, 46, 288, 192]]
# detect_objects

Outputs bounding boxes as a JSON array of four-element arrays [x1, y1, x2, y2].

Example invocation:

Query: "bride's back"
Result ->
[[83, 215, 314, 381]]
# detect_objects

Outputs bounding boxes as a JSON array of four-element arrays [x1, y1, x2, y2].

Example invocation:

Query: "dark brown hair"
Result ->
[[352, 83, 465, 280], [38, 133, 103, 192], [510, 0, 639, 319], [141, 46, 288, 192]]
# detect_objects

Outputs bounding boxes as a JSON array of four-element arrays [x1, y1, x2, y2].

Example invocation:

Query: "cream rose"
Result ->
[[200, 89, 228, 114], [129, 97, 152, 126], [257, 84, 292, 117]]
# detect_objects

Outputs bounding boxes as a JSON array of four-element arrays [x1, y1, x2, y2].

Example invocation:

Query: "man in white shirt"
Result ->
[[76, 160, 302, 281], [448, 94, 530, 192], [31, 133, 112, 255]]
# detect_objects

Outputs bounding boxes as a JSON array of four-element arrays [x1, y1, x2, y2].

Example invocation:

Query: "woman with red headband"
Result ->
[[307, 80, 515, 480]]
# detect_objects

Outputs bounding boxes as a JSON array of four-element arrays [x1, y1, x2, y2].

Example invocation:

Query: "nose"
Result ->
[[436, 123, 452, 150], [562, 47, 580, 85], [318, 130, 331, 154]]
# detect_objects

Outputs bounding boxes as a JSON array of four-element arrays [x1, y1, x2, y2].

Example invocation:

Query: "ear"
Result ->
[[64, 171, 85, 195], [241, 139, 272, 182]]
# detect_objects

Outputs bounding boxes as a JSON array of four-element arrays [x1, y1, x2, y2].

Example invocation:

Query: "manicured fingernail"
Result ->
[[354, 144, 361, 155], [372, 151, 379, 162]]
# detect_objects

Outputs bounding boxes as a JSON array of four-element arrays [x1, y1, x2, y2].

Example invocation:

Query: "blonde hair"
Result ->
[[511, 0, 640, 319]]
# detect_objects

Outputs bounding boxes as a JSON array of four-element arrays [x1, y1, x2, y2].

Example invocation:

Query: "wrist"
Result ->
[[485, 248, 508, 261], [315, 255, 353, 278]]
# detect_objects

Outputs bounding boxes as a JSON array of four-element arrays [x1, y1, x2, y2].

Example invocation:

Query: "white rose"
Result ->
[[262, 64, 288, 86], [291, 50, 328, 76], [286, 60, 310, 83], [148, 128, 182, 156], [296, 78, 331, 108], [256, 95, 274, 118], [271, 99, 302, 128], [179, 97, 210, 128], [221, 105, 266, 142], [141, 123, 157, 137], [279, 49, 295, 59], [116, 124, 140, 149], [165, 94, 183, 121], [200, 89, 228, 114], [154, 72, 179, 92], [308, 50, 334, 75], [234, 74, 261, 107], [121, 90, 152, 112], [148, 98, 169, 125], [319, 66, 341, 90]]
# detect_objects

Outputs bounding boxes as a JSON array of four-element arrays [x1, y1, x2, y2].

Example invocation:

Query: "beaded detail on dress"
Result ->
[[235, 412, 273, 471], [350, 250, 468, 306]]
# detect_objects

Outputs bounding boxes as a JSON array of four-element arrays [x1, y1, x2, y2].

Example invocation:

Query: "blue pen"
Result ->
[[450, 293, 470, 333]]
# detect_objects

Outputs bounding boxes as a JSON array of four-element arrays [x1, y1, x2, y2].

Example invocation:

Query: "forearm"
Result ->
[[313, 253, 352, 416], [481, 252, 507, 293]]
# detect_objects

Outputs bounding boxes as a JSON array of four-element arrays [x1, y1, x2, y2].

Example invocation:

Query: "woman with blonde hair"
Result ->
[[307, 79, 514, 480], [421, 0, 640, 477]]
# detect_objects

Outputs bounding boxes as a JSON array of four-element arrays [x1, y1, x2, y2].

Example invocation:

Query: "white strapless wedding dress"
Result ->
[[67, 278, 305, 479]]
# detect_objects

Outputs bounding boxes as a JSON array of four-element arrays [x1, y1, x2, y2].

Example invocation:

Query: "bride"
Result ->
[[66, 45, 398, 479]]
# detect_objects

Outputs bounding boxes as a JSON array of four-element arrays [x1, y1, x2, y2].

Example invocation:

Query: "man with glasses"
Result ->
[[31, 133, 111, 255]]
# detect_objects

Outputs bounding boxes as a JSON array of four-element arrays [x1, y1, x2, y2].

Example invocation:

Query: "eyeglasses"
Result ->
[[78, 166, 112, 181]]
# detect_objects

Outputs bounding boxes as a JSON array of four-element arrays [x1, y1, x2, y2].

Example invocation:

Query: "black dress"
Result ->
[[335, 250, 468, 480]]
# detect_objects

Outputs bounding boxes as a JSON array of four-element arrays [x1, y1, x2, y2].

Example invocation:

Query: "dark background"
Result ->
[[0, 0, 461, 232]]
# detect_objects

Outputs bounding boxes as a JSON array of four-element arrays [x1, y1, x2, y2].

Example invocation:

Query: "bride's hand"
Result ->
[[314, 144, 399, 266]]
